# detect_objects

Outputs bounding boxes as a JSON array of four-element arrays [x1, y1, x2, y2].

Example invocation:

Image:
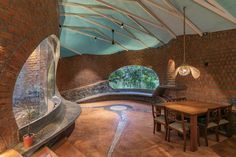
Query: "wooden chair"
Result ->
[[218, 105, 232, 137], [198, 108, 219, 146], [166, 108, 190, 152], [152, 105, 167, 140]]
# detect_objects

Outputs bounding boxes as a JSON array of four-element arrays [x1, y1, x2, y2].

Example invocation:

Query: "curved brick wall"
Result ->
[[0, 0, 59, 151], [57, 29, 236, 105]]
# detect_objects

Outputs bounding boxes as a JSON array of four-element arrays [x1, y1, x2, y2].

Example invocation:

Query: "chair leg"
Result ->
[[156, 123, 161, 131], [153, 121, 156, 134], [183, 132, 186, 152], [164, 126, 168, 141], [215, 127, 219, 142], [204, 129, 208, 146], [226, 123, 232, 138], [168, 128, 171, 142], [198, 127, 200, 147]]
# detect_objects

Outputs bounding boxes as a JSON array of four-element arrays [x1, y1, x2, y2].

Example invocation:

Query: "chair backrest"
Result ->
[[152, 105, 162, 119], [165, 108, 187, 132], [219, 105, 232, 120], [206, 108, 219, 126], [152, 87, 165, 97]]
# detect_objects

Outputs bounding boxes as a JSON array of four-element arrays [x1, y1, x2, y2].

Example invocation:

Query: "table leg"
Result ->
[[190, 115, 198, 152]]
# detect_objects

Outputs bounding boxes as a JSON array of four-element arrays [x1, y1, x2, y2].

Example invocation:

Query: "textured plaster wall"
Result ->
[[0, 0, 59, 151], [57, 29, 236, 104]]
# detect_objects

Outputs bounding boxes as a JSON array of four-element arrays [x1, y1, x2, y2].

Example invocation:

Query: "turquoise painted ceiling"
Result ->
[[59, 0, 236, 57]]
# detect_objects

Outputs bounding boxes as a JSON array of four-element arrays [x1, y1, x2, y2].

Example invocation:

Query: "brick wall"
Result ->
[[57, 48, 166, 90], [0, 0, 59, 152], [57, 29, 236, 104]]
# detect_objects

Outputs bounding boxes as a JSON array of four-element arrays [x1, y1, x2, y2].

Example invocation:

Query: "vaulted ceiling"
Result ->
[[59, 0, 236, 57]]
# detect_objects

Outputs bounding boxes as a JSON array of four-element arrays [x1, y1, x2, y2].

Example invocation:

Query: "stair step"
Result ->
[[32, 147, 58, 157]]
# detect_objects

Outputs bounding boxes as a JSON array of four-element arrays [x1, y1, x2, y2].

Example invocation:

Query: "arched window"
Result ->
[[108, 65, 159, 90]]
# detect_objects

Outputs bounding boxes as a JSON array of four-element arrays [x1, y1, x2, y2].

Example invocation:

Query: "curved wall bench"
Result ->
[[14, 98, 81, 156], [62, 81, 114, 102], [61, 80, 187, 104], [76, 92, 155, 104], [61, 80, 160, 103]]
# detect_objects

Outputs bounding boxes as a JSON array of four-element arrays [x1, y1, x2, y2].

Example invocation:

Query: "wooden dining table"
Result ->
[[154, 100, 231, 152]]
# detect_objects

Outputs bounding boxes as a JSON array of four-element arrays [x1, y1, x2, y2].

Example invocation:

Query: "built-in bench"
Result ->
[[73, 85, 187, 104], [61, 80, 187, 104], [76, 90, 155, 103]]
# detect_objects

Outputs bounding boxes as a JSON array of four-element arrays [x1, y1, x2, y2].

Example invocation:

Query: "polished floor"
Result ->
[[52, 100, 235, 157]]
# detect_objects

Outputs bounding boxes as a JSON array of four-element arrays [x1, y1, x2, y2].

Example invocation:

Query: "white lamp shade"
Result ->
[[189, 66, 200, 79], [175, 65, 200, 79], [178, 65, 191, 76]]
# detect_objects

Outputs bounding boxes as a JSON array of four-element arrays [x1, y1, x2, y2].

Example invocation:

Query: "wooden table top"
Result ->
[[161, 101, 230, 115]]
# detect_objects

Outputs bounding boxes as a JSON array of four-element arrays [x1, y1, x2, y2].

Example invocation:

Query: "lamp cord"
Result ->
[[183, 6, 186, 63]]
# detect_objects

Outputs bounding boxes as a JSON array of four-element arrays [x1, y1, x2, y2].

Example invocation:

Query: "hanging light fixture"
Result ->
[[120, 23, 124, 29], [112, 29, 115, 45], [175, 7, 200, 79]]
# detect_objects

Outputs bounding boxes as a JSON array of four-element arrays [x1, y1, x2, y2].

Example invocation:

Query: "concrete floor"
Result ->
[[52, 100, 236, 157]]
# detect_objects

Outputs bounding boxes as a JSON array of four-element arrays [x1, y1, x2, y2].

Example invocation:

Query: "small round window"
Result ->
[[108, 65, 159, 90]]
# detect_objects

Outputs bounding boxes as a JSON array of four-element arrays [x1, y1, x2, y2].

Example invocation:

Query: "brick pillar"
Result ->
[[166, 59, 176, 86]]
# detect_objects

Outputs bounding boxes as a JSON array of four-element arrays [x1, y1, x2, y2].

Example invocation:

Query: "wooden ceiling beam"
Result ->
[[60, 2, 164, 31], [140, 0, 178, 16], [59, 2, 159, 43], [161, 0, 203, 36], [67, 23, 149, 49], [62, 25, 129, 51], [128, 15, 165, 45], [193, 0, 236, 24], [126, 14, 148, 32], [138, 0, 202, 36], [61, 13, 150, 48], [136, 0, 176, 38], [62, 26, 110, 40], [63, 26, 111, 43], [207, 0, 226, 12], [123, 27, 149, 48], [60, 2, 112, 10], [95, 0, 167, 31]]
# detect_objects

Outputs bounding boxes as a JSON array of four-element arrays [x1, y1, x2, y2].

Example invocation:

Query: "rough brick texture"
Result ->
[[57, 29, 236, 104], [0, 0, 59, 152]]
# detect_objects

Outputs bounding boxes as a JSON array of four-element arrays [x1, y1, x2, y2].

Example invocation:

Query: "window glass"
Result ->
[[109, 65, 159, 90]]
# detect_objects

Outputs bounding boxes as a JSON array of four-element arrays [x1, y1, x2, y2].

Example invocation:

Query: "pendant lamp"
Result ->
[[175, 7, 200, 79]]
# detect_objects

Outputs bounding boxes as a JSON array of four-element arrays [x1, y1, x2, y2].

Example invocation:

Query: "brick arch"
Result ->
[[0, 0, 59, 152]]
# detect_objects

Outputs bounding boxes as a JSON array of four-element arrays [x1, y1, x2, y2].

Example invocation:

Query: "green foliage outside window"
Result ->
[[109, 65, 159, 90]]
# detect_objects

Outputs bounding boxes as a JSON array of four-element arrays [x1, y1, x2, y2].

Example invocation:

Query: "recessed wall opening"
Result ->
[[12, 36, 58, 128]]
